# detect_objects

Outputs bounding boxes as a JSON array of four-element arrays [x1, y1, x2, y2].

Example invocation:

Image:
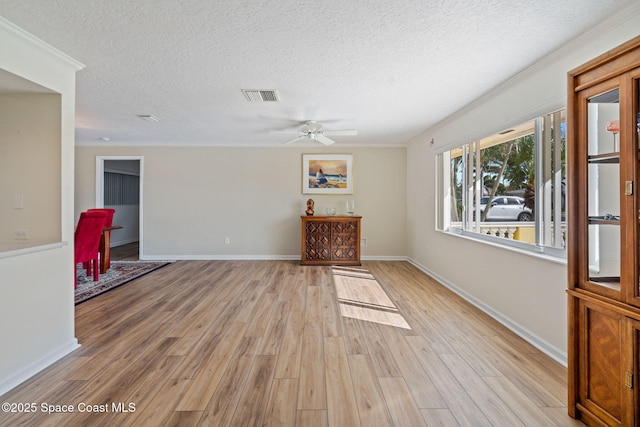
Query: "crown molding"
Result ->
[[0, 15, 84, 71]]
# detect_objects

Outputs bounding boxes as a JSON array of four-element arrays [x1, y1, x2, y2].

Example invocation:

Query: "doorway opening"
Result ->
[[95, 156, 144, 259]]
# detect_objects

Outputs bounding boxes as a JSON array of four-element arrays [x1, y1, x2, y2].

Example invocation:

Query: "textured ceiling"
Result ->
[[0, 0, 632, 147]]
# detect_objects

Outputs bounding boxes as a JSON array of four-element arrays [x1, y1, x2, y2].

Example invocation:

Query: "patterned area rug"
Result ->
[[75, 260, 169, 305]]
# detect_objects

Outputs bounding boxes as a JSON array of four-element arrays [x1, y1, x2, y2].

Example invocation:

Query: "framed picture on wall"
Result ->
[[302, 154, 353, 194]]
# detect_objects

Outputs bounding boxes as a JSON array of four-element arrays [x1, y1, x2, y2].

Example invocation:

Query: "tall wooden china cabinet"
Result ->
[[567, 35, 640, 426]]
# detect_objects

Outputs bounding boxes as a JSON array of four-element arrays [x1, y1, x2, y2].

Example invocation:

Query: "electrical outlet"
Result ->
[[361, 237, 368, 247], [14, 229, 29, 240], [224, 237, 230, 245]]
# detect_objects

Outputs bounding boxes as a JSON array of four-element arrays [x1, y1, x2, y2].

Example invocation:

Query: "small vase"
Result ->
[[346, 200, 355, 215]]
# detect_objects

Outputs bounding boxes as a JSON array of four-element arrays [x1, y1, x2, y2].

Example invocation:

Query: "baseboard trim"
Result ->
[[407, 257, 568, 367], [140, 255, 409, 262], [0, 339, 80, 396], [110, 238, 138, 247], [141, 254, 300, 261], [362, 256, 408, 261]]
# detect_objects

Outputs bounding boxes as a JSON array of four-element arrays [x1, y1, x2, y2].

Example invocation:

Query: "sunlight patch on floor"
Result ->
[[332, 266, 411, 329]]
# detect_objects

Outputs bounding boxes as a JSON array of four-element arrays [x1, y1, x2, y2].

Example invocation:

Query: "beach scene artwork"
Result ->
[[302, 154, 353, 194], [308, 159, 347, 188]]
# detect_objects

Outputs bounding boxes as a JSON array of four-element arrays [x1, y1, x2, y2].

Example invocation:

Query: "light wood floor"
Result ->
[[110, 241, 139, 261], [0, 260, 582, 426]]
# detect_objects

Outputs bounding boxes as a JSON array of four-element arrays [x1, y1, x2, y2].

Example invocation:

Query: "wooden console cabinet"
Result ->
[[567, 35, 640, 426], [301, 216, 361, 266]]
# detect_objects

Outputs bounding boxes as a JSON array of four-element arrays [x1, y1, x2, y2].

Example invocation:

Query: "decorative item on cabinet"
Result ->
[[346, 200, 355, 215], [305, 198, 315, 216], [606, 119, 620, 152]]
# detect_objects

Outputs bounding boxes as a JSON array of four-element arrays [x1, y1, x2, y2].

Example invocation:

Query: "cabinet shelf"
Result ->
[[588, 216, 620, 225], [588, 277, 621, 291], [587, 152, 619, 163]]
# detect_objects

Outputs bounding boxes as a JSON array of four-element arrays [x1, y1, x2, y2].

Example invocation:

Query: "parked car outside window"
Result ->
[[480, 196, 533, 221]]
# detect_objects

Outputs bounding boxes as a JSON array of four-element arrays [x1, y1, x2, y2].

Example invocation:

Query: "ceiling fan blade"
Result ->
[[282, 136, 308, 145], [316, 134, 336, 145], [270, 129, 302, 134], [323, 129, 358, 136]]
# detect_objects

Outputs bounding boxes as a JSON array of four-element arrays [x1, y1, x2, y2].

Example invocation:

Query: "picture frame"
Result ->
[[302, 154, 353, 194]]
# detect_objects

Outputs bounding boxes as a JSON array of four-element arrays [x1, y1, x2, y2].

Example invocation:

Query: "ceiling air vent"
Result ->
[[242, 89, 279, 102]]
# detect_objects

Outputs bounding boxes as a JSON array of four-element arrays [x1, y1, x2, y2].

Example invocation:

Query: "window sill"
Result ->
[[437, 228, 566, 265]]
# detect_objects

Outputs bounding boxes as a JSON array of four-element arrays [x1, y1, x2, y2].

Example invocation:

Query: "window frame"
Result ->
[[436, 109, 567, 260]]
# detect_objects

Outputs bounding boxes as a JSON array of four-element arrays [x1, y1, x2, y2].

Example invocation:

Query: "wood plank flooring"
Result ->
[[0, 260, 583, 426], [110, 241, 139, 261]]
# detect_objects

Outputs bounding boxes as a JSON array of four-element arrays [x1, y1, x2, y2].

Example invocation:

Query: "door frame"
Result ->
[[95, 156, 144, 259]]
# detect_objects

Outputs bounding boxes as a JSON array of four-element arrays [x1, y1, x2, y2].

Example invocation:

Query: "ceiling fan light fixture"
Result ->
[[278, 119, 355, 146]]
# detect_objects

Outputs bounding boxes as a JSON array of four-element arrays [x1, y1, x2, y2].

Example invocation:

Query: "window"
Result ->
[[437, 109, 566, 257]]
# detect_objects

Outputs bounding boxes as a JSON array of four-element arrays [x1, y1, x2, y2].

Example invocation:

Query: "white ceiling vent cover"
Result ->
[[242, 89, 279, 102]]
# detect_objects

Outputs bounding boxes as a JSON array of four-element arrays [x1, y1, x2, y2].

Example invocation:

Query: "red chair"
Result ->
[[88, 208, 115, 272], [74, 211, 109, 288]]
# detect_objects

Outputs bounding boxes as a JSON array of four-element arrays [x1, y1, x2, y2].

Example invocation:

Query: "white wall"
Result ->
[[107, 204, 140, 246], [0, 17, 83, 395], [406, 2, 640, 364], [0, 93, 61, 245], [75, 146, 406, 260]]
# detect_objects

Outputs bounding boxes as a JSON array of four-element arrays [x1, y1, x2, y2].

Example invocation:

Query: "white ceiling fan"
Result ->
[[276, 120, 357, 145]]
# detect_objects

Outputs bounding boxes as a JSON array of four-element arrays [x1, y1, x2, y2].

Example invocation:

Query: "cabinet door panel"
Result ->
[[303, 221, 331, 261], [331, 220, 358, 262], [579, 300, 624, 425], [629, 319, 640, 424]]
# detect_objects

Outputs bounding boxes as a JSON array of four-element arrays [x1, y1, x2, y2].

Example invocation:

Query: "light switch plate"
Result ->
[[14, 194, 24, 209]]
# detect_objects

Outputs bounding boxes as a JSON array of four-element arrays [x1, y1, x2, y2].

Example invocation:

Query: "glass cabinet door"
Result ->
[[587, 88, 621, 291]]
